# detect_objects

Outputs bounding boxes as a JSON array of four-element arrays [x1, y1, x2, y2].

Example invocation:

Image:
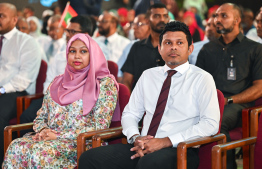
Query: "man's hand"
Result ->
[[131, 137, 172, 159], [130, 135, 154, 159]]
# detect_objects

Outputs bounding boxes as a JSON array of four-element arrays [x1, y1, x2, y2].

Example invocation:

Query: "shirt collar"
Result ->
[[106, 32, 118, 43], [163, 61, 189, 75], [1, 27, 17, 40], [218, 32, 244, 45], [143, 35, 156, 49]]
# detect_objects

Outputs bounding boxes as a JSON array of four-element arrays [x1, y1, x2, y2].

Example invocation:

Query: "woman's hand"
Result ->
[[32, 129, 58, 141]]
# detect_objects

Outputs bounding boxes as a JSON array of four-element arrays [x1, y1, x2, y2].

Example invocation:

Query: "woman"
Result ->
[[3, 34, 119, 168], [27, 16, 44, 39]]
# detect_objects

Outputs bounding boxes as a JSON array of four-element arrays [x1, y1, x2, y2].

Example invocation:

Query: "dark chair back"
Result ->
[[254, 111, 262, 169], [36, 60, 48, 94], [107, 61, 118, 79]]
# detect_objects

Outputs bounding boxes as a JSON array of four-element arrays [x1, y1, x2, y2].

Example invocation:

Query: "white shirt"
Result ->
[[95, 32, 130, 64], [0, 28, 41, 94], [37, 36, 66, 65], [189, 40, 209, 65], [246, 28, 262, 44], [121, 62, 220, 147], [43, 39, 109, 93]]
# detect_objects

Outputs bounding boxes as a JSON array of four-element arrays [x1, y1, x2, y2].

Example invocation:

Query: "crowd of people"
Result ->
[[0, 1, 262, 169]]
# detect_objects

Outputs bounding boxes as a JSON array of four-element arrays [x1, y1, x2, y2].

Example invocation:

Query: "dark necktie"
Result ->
[[0, 36, 4, 55], [147, 70, 177, 136], [104, 38, 108, 45]]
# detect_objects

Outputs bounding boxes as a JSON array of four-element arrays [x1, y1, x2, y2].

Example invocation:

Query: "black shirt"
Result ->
[[196, 33, 262, 97], [121, 36, 165, 90]]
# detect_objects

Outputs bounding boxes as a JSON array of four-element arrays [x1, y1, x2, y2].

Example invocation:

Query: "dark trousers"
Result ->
[[78, 143, 199, 169], [0, 91, 27, 165], [221, 102, 253, 169], [20, 97, 43, 136]]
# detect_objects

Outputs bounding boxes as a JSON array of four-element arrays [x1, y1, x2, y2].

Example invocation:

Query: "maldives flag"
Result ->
[[59, 2, 78, 28]]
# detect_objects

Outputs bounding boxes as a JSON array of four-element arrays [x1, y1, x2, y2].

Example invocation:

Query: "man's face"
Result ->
[[158, 31, 193, 69], [214, 5, 238, 34], [242, 11, 253, 29], [149, 8, 169, 34], [65, 22, 82, 42], [47, 20, 64, 40], [16, 19, 30, 34], [97, 14, 113, 36], [256, 13, 262, 38], [0, 5, 17, 34], [133, 16, 150, 40], [205, 17, 220, 40]]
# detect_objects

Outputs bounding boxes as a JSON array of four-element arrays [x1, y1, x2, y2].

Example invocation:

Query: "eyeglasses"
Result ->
[[132, 22, 148, 27], [65, 29, 82, 35], [46, 26, 61, 32]]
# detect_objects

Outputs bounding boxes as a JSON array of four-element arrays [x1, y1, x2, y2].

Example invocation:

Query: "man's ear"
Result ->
[[188, 44, 194, 55]]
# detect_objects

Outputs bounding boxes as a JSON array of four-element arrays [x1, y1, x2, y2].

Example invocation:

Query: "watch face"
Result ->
[[0, 87, 5, 94]]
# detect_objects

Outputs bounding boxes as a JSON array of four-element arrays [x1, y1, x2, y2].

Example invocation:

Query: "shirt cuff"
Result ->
[[123, 126, 140, 142], [168, 133, 185, 147], [3, 83, 16, 93]]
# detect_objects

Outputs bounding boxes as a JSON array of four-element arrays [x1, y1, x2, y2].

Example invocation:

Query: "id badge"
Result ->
[[227, 68, 236, 80]]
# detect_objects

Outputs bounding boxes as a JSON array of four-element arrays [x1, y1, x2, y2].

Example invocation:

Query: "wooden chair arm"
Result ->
[[77, 127, 122, 165], [4, 122, 34, 154], [92, 129, 125, 148], [212, 137, 257, 169], [250, 107, 262, 137], [24, 93, 44, 109], [177, 133, 226, 169]]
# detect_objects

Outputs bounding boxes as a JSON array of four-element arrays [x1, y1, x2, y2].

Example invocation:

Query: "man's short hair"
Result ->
[[159, 21, 192, 47], [145, 3, 167, 19], [24, 5, 34, 12], [70, 15, 93, 35]]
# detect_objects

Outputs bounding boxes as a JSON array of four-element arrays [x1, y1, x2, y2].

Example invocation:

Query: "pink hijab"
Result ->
[[50, 33, 119, 118]]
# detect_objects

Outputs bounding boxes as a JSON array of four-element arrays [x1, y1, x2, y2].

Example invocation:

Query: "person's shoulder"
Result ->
[[193, 40, 209, 47], [142, 66, 162, 76], [189, 64, 212, 77], [99, 76, 117, 87]]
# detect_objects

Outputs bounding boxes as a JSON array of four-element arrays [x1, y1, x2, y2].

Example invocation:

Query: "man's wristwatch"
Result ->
[[227, 97, 233, 104], [129, 134, 140, 144], [0, 87, 5, 94]]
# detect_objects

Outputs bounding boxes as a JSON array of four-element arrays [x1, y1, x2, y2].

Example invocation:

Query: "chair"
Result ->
[[89, 89, 227, 169], [9, 60, 48, 125], [4, 83, 130, 165], [228, 97, 262, 168], [212, 106, 262, 169], [107, 61, 118, 79]]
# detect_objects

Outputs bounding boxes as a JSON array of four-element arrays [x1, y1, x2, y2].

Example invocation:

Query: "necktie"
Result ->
[[46, 42, 54, 61], [104, 38, 108, 45], [147, 70, 177, 136], [0, 36, 4, 55]]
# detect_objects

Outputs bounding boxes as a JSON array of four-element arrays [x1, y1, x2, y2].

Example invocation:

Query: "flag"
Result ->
[[59, 2, 78, 28]]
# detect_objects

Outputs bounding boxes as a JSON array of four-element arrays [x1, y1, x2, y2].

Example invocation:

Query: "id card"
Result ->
[[227, 68, 236, 80]]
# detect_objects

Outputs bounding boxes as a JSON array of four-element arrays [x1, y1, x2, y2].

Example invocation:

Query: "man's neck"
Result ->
[[222, 29, 240, 44], [150, 31, 160, 48]]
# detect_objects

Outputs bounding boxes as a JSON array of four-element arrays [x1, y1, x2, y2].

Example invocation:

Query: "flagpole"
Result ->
[[58, 1, 70, 28]]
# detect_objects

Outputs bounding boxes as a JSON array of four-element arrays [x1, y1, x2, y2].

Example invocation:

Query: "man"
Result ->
[[78, 21, 220, 169], [242, 8, 255, 35], [117, 14, 151, 80], [16, 17, 30, 34], [121, 3, 169, 92], [196, 3, 262, 169], [20, 15, 109, 132], [189, 15, 220, 65], [23, 5, 34, 18], [247, 10, 262, 43], [0, 3, 41, 163], [96, 11, 130, 65], [37, 15, 66, 64]]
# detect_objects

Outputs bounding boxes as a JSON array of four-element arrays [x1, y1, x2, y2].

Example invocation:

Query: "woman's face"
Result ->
[[29, 20, 37, 32], [68, 39, 90, 70]]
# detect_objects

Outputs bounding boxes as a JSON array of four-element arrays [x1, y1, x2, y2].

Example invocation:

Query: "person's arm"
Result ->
[[122, 72, 134, 92], [225, 80, 262, 105], [195, 46, 207, 70], [56, 77, 118, 139], [2, 37, 41, 93]]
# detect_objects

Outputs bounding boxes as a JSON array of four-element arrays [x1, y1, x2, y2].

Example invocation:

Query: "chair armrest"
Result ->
[[77, 127, 122, 164], [212, 137, 257, 169], [250, 106, 262, 137], [4, 122, 34, 154], [24, 93, 44, 109], [177, 133, 226, 169], [92, 129, 125, 148]]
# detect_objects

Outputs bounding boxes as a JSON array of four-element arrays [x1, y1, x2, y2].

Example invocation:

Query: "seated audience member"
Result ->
[[121, 3, 168, 92], [247, 9, 262, 43], [37, 15, 66, 63], [242, 8, 255, 35], [183, 11, 204, 42], [196, 3, 262, 169], [0, 3, 42, 164], [96, 11, 130, 65], [117, 14, 151, 80], [23, 5, 34, 18], [16, 17, 30, 34], [78, 21, 220, 169], [20, 15, 109, 133], [3, 33, 119, 168], [189, 15, 220, 65], [27, 16, 44, 39]]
